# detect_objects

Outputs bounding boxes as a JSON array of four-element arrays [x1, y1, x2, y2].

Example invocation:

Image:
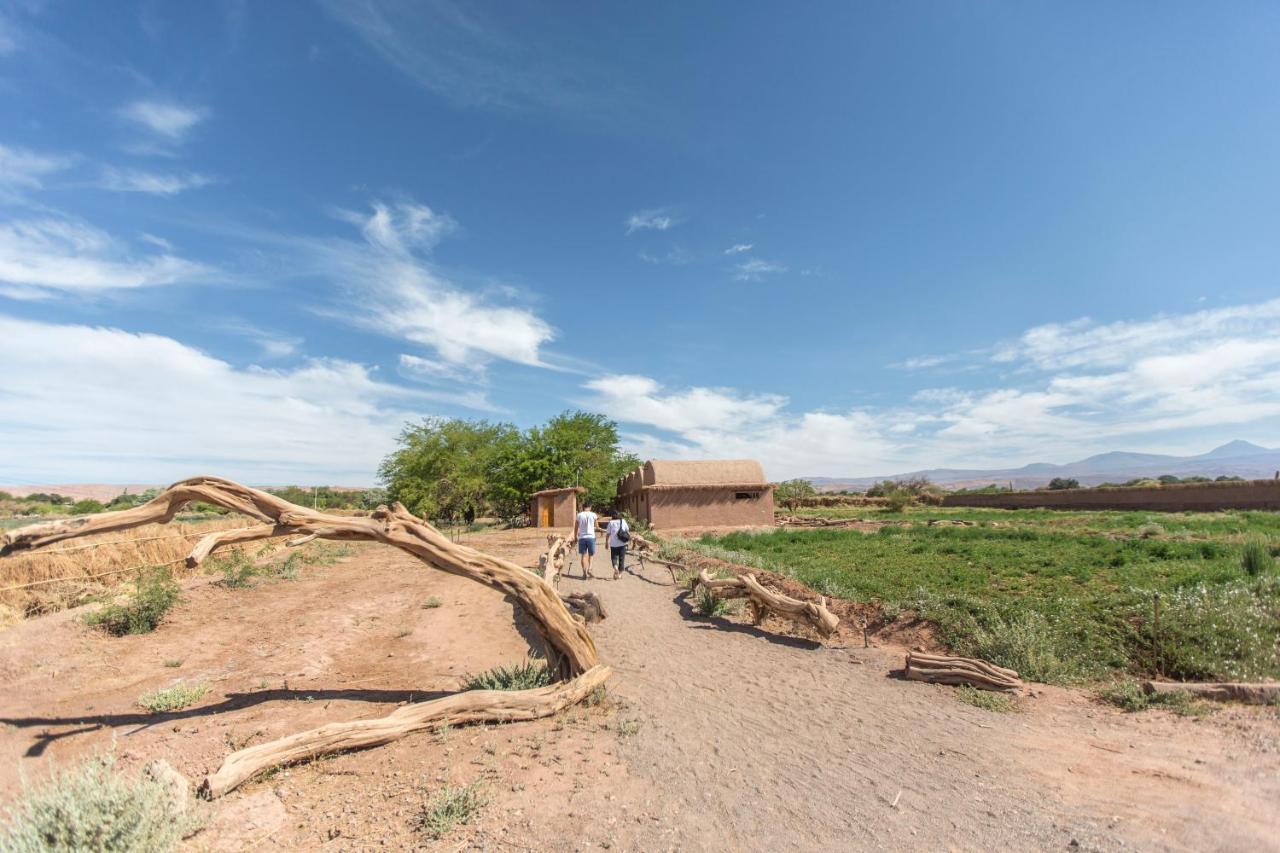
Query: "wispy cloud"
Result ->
[[319, 0, 609, 113], [732, 257, 786, 281], [97, 166, 215, 195], [582, 298, 1280, 478], [0, 143, 73, 192], [723, 243, 753, 255], [0, 214, 210, 298], [625, 208, 675, 234], [119, 100, 209, 141], [0, 313, 422, 483], [638, 247, 692, 265]]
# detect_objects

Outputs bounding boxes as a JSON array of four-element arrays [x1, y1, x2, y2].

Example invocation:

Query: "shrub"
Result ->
[[694, 585, 738, 617], [413, 782, 485, 840], [137, 682, 209, 713], [954, 685, 1017, 712], [964, 610, 1081, 684], [84, 567, 181, 636], [462, 659, 552, 691], [882, 489, 914, 513], [1046, 478, 1080, 490], [211, 550, 257, 588], [0, 754, 192, 851], [1241, 539, 1275, 577], [1098, 681, 1206, 716], [422, 595, 443, 608]]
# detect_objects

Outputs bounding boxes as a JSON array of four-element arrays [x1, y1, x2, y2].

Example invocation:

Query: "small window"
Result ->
[[735, 492, 754, 500]]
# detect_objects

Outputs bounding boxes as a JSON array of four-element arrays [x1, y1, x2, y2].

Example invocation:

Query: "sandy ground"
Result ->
[[1, 526, 1278, 851]]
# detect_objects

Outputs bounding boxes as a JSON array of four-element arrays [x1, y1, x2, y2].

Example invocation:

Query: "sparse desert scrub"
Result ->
[[0, 517, 249, 617], [0, 754, 194, 852], [84, 566, 181, 636], [462, 659, 553, 691], [1098, 681, 1209, 716], [414, 781, 485, 840], [137, 682, 210, 713], [955, 684, 1018, 712]]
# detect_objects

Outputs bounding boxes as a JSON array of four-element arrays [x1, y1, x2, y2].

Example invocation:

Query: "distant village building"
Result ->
[[616, 459, 774, 529], [529, 486, 585, 528]]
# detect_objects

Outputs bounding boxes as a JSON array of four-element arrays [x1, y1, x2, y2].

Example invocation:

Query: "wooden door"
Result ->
[[539, 500, 552, 527]]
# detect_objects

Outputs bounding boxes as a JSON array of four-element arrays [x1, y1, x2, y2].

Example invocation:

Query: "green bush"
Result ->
[[137, 682, 210, 714], [1098, 681, 1206, 716], [210, 550, 257, 588], [462, 659, 552, 691], [84, 567, 181, 636], [413, 782, 485, 840], [882, 489, 914, 513], [694, 585, 739, 617], [1241, 538, 1275, 577], [0, 755, 192, 851]]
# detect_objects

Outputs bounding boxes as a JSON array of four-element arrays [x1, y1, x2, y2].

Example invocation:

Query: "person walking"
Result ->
[[574, 502, 599, 579], [604, 515, 630, 579]]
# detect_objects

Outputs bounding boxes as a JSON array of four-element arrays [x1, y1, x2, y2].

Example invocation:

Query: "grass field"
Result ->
[[687, 507, 1280, 684]]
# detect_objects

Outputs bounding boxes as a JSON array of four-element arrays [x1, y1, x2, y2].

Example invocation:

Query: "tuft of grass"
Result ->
[[0, 754, 193, 851], [422, 595, 443, 609], [1241, 538, 1275, 577], [614, 718, 642, 737], [954, 684, 1017, 712], [462, 659, 552, 692], [1137, 522, 1165, 539], [693, 585, 741, 617], [161, 659, 183, 668], [137, 682, 209, 714], [1098, 681, 1210, 716], [210, 549, 257, 588], [413, 782, 485, 840], [84, 567, 181, 636]]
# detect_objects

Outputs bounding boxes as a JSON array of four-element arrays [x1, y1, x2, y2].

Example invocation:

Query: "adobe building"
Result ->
[[616, 459, 774, 529], [529, 486, 585, 528]]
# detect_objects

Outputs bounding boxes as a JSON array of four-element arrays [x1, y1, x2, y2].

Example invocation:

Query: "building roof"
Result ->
[[643, 459, 767, 487], [529, 486, 587, 498]]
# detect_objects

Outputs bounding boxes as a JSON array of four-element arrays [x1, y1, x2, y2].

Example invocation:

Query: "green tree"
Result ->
[[775, 478, 817, 511], [1046, 477, 1080, 490], [380, 418, 524, 522], [71, 499, 105, 515]]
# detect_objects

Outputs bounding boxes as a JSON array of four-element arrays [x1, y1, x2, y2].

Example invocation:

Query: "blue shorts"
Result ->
[[577, 537, 596, 556]]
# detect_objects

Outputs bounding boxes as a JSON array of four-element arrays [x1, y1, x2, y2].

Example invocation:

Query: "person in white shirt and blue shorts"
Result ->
[[574, 504, 599, 578]]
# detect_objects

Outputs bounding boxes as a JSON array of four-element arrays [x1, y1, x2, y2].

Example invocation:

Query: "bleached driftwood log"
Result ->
[[539, 535, 569, 587], [2, 476, 597, 678], [903, 652, 1021, 692], [1143, 681, 1280, 705], [202, 664, 611, 798], [695, 568, 839, 637]]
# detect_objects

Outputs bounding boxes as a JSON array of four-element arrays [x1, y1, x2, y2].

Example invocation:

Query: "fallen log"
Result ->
[[903, 652, 1021, 692], [2, 477, 598, 678], [561, 591, 607, 624], [694, 568, 839, 638], [1143, 681, 1280, 705], [201, 664, 611, 798]]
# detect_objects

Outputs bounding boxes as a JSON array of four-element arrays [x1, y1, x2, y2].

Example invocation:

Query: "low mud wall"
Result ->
[[942, 480, 1280, 512]]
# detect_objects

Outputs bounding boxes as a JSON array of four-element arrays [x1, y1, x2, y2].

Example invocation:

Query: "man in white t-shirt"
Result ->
[[574, 503, 599, 578]]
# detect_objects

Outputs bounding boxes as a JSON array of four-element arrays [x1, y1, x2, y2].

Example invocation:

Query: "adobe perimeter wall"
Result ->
[[941, 480, 1280, 512], [648, 487, 775, 528]]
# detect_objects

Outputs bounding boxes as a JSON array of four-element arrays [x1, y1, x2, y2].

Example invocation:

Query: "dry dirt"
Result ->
[[1, 526, 1278, 851]]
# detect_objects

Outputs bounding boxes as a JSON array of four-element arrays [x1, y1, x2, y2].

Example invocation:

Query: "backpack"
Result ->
[[615, 518, 631, 543]]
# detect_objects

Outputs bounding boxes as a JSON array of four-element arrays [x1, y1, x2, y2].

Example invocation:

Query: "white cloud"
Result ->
[[625, 209, 674, 234], [97, 166, 215, 195], [581, 298, 1280, 478], [0, 314, 425, 483], [0, 144, 73, 191], [732, 258, 786, 281], [638, 247, 692, 265], [119, 100, 209, 141], [723, 243, 753, 255], [299, 199, 553, 372], [0, 215, 210, 297]]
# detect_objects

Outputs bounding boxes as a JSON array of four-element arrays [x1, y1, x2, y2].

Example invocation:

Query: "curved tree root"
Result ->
[[2, 476, 597, 678], [200, 664, 611, 798], [695, 568, 840, 637]]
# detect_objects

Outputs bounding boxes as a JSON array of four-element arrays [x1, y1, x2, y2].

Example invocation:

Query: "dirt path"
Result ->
[[2, 527, 1278, 851]]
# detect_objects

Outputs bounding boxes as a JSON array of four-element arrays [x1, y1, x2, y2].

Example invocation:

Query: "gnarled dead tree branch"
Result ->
[[2, 476, 598, 677], [1143, 681, 1280, 705], [903, 652, 1021, 692], [539, 535, 569, 587], [695, 568, 839, 637]]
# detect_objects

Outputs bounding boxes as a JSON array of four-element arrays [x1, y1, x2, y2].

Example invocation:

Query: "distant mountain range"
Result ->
[[808, 440, 1280, 491]]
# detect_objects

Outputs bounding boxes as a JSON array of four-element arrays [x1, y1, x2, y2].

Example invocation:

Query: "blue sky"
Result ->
[[2, 1, 1280, 485]]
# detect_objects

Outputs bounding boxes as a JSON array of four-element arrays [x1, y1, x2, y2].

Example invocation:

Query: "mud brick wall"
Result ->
[[941, 480, 1280, 512]]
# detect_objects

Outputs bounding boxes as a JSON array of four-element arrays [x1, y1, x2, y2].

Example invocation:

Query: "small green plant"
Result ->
[[462, 659, 552, 691], [211, 549, 257, 588], [266, 552, 302, 581], [84, 567, 181, 636], [1241, 538, 1275, 577], [1137, 523, 1165, 539], [0, 754, 193, 851], [614, 717, 642, 737], [413, 782, 485, 840], [694, 585, 739, 617], [1098, 681, 1208, 716], [137, 682, 210, 714], [422, 596, 443, 608], [162, 659, 183, 668], [954, 685, 1017, 713]]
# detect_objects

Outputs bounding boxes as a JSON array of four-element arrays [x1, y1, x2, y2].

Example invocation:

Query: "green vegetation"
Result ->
[[1097, 681, 1209, 716], [1241, 538, 1276, 577], [422, 595, 443, 608], [1046, 477, 1080, 490], [775, 478, 817, 511], [212, 549, 258, 588], [414, 782, 486, 840], [379, 410, 639, 523], [691, 508, 1280, 683], [0, 754, 193, 852], [462, 659, 553, 691], [84, 567, 181, 636], [954, 685, 1018, 712], [694, 585, 739, 617], [137, 682, 210, 713]]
